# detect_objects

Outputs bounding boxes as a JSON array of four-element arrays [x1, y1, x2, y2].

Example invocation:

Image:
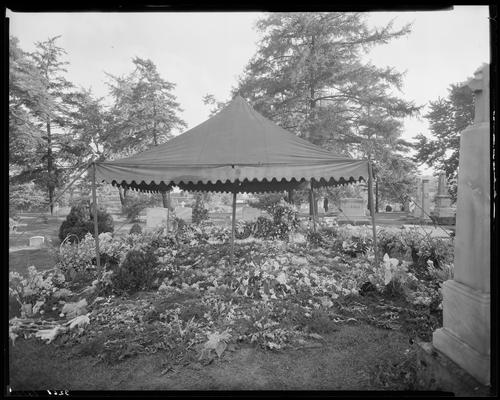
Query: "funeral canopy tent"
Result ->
[[94, 96, 369, 193], [91, 95, 374, 267]]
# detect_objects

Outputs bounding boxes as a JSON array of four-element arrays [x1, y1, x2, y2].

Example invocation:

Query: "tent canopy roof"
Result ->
[[95, 96, 369, 193]]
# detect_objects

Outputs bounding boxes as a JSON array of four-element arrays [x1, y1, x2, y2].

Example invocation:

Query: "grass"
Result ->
[[9, 323, 417, 391], [9, 214, 63, 248]]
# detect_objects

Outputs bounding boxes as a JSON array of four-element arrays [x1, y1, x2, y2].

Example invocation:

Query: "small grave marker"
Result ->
[[29, 236, 45, 248]]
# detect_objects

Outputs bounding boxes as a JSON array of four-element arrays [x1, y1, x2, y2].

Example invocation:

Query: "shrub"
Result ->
[[268, 203, 299, 240], [252, 216, 277, 239], [247, 202, 299, 240], [192, 193, 209, 224], [129, 223, 143, 235], [248, 192, 284, 212], [377, 229, 406, 259], [56, 233, 98, 282], [235, 221, 252, 240], [173, 217, 188, 232], [306, 231, 324, 248], [111, 250, 159, 294], [418, 237, 454, 270], [59, 202, 114, 243]]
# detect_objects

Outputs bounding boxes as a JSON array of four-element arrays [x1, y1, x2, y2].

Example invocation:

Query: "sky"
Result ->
[[7, 7, 491, 173]]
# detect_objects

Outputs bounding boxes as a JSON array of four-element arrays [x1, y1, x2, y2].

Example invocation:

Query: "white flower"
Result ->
[[276, 272, 287, 285]]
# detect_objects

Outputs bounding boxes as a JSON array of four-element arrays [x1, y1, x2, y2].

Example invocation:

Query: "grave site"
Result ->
[[8, 10, 493, 395]]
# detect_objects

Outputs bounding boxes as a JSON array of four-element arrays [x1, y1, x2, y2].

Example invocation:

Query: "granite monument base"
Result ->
[[433, 280, 490, 385], [416, 341, 491, 396]]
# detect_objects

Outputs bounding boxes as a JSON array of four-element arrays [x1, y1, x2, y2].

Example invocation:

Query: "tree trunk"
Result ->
[[375, 179, 379, 213], [46, 120, 54, 215]]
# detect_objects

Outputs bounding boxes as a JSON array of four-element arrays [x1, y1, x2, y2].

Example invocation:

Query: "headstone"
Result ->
[[421, 179, 432, 221], [29, 236, 45, 248], [431, 64, 490, 385], [433, 172, 456, 224], [240, 206, 262, 221], [54, 206, 71, 217], [337, 198, 370, 225], [174, 206, 192, 223], [145, 207, 169, 229], [411, 178, 433, 221]]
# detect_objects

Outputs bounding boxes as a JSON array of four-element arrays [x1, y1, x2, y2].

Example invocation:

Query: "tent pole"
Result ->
[[230, 189, 237, 267], [310, 181, 317, 232], [166, 191, 170, 233], [367, 156, 379, 267], [91, 162, 101, 273]]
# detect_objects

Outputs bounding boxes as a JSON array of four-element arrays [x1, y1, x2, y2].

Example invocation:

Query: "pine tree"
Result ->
[[230, 13, 420, 214], [29, 36, 74, 214], [234, 13, 419, 154]]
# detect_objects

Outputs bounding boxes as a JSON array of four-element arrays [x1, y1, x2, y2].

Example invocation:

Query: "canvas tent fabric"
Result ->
[[95, 96, 369, 193]]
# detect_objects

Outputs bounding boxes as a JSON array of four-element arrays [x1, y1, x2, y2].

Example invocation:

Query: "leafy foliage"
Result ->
[[12, 222, 451, 368], [58, 202, 114, 243], [248, 192, 285, 211], [110, 250, 159, 294], [129, 223, 143, 235], [105, 57, 187, 154], [122, 193, 159, 221], [9, 183, 48, 214], [413, 84, 474, 201], [192, 193, 210, 224], [9, 266, 66, 318]]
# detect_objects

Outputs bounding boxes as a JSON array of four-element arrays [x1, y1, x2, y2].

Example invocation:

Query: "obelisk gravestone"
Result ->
[[432, 63, 490, 385]]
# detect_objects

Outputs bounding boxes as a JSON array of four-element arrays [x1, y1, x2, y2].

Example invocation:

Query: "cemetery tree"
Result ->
[[29, 36, 74, 214], [413, 83, 474, 200], [106, 57, 187, 208], [9, 36, 50, 207], [234, 12, 419, 149], [232, 12, 420, 215], [106, 57, 186, 152], [64, 88, 111, 163], [373, 154, 418, 208]]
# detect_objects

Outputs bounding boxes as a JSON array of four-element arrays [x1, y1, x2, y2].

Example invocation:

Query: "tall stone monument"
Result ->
[[432, 172, 456, 225], [412, 178, 433, 221], [432, 63, 491, 385]]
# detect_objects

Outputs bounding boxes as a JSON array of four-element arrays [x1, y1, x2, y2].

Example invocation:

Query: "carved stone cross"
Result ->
[[466, 63, 490, 124]]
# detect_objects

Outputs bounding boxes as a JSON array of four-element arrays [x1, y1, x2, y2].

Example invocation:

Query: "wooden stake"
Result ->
[[368, 157, 379, 267], [310, 181, 317, 232], [91, 162, 101, 273], [230, 189, 237, 267]]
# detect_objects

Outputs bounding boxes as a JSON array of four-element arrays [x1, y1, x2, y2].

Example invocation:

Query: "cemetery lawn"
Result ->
[[9, 214, 63, 249], [9, 215, 65, 276], [9, 322, 414, 390]]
